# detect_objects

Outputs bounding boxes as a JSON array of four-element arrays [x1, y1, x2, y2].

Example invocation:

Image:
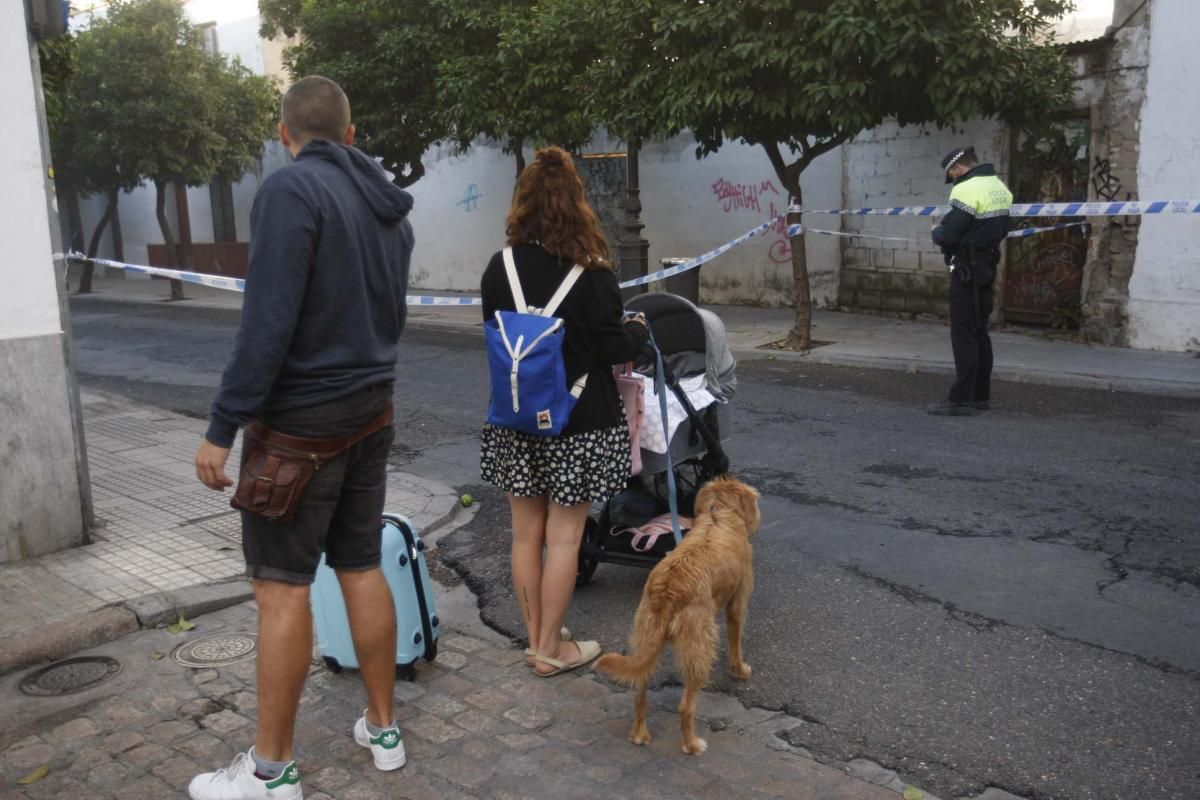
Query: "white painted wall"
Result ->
[[406, 135, 841, 307], [1, 5, 63, 340], [1127, 0, 1200, 351], [641, 137, 842, 307], [2, 3, 88, 562]]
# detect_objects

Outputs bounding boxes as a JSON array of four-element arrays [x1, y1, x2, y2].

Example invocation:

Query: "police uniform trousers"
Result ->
[[947, 268, 994, 405]]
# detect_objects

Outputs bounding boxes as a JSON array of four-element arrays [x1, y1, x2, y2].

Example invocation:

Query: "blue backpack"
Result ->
[[485, 247, 587, 436]]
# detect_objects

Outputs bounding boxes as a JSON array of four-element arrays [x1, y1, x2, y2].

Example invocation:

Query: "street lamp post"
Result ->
[[619, 142, 649, 300]]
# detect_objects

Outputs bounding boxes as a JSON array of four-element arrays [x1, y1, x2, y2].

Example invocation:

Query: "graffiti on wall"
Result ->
[[1091, 156, 1122, 202], [711, 177, 792, 264], [456, 183, 482, 212]]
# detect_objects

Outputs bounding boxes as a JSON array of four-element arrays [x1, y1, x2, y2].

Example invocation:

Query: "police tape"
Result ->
[[60, 216, 1094, 303], [65, 215, 784, 299], [1006, 221, 1090, 238], [785, 221, 1088, 241], [64, 252, 486, 305], [800, 199, 1200, 218], [785, 225, 910, 242], [616, 218, 778, 288]]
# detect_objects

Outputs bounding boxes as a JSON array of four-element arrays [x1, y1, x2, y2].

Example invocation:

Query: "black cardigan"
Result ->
[[481, 244, 648, 436]]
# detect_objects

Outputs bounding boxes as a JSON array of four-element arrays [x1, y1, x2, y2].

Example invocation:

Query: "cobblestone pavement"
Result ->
[[0, 601, 903, 800], [0, 391, 459, 669]]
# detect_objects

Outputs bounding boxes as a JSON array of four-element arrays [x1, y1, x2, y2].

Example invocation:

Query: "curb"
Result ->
[[733, 345, 1200, 399], [0, 579, 252, 676]]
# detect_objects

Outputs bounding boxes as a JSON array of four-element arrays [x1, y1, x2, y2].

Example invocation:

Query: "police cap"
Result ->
[[941, 146, 977, 183]]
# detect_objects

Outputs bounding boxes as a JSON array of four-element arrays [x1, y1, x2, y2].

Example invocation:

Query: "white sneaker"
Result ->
[[353, 713, 407, 771], [188, 750, 303, 800]]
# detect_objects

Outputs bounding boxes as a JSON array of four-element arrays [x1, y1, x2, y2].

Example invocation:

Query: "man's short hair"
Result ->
[[281, 76, 351, 145]]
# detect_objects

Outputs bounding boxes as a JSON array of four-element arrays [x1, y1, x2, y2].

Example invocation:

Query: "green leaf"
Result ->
[[903, 787, 924, 800], [168, 614, 197, 635]]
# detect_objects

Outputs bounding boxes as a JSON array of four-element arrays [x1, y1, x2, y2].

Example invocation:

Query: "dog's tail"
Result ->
[[596, 604, 669, 686]]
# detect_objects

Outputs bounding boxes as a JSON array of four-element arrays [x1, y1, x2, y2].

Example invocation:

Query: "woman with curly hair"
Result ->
[[480, 146, 649, 676]]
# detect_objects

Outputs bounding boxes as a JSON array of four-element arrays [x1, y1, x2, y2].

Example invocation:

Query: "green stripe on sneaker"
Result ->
[[264, 763, 300, 789], [370, 729, 402, 749]]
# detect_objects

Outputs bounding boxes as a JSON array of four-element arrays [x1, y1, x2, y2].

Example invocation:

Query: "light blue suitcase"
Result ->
[[312, 513, 440, 680]]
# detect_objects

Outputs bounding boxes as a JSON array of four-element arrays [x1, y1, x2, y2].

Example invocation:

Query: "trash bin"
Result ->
[[661, 258, 699, 304]]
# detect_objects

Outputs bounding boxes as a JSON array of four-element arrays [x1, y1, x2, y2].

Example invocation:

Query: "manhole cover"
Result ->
[[20, 656, 123, 696], [173, 633, 258, 668]]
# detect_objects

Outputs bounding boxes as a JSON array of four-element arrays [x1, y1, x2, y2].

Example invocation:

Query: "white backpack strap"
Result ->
[[541, 265, 585, 318], [501, 247, 528, 314]]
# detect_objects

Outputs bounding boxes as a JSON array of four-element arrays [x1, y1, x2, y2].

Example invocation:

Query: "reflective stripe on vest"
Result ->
[[949, 175, 1014, 219]]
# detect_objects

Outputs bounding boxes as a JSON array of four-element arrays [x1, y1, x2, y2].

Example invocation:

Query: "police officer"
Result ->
[[928, 146, 1013, 416]]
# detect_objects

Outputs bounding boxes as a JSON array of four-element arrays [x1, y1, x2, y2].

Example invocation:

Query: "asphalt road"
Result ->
[[68, 296, 1200, 800]]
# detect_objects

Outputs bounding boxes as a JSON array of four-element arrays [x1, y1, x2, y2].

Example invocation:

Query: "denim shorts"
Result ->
[[240, 383, 395, 585]]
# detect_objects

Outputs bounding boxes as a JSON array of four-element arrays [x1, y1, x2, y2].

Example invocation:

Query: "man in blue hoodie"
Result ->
[[190, 76, 414, 800]]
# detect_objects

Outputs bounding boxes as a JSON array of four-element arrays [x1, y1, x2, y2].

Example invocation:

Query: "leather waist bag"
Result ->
[[231, 405, 393, 524]]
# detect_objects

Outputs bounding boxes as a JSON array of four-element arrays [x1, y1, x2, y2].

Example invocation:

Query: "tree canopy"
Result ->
[[260, 0, 445, 187], [63, 0, 278, 296], [435, 0, 597, 173]]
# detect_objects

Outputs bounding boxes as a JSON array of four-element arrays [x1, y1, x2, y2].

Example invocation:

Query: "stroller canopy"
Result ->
[[625, 293, 736, 402]]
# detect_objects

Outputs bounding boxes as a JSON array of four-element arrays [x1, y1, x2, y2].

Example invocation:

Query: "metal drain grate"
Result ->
[[173, 633, 258, 668], [20, 656, 124, 696]]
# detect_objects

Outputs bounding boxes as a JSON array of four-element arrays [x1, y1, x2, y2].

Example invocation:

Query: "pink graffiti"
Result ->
[[712, 178, 793, 263], [769, 238, 792, 264], [767, 200, 791, 263], [711, 178, 781, 214]]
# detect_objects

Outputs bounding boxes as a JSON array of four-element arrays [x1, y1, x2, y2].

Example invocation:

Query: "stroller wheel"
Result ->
[[576, 517, 600, 586]]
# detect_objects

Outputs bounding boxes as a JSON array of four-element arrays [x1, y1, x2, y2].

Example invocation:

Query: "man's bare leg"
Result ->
[[339, 567, 397, 727], [252, 579, 313, 762]]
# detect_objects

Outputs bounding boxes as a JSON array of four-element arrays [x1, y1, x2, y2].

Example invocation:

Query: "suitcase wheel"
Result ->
[[322, 656, 343, 674], [395, 661, 417, 682], [427, 638, 438, 663]]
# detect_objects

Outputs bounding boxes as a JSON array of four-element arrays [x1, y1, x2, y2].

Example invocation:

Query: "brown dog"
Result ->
[[596, 476, 760, 754]]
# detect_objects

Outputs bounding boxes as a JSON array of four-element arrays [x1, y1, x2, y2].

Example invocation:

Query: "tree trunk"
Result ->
[[154, 181, 185, 301], [785, 188, 812, 350], [174, 183, 194, 302], [77, 189, 118, 294], [63, 191, 91, 293], [513, 141, 526, 179], [761, 136, 847, 351], [111, 192, 124, 261]]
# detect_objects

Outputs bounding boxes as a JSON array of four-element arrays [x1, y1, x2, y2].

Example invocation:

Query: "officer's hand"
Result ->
[[196, 439, 234, 491]]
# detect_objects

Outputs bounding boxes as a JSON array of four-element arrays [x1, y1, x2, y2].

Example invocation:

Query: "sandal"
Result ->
[[524, 626, 573, 661], [533, 640, 601, 677]]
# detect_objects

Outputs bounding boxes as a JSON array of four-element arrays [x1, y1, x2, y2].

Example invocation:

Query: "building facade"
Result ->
[[1, 1, 91, 563]]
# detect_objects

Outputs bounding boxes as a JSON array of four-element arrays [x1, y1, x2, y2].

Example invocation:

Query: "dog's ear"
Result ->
[[734, 482, 762, 536], [693, 478, 724, 516]]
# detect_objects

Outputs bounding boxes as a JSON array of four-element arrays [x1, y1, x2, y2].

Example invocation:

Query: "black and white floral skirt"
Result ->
[[480, 423, 632, 506]]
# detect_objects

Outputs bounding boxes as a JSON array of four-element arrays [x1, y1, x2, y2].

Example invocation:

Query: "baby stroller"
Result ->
[[575, 293, 736, 585]]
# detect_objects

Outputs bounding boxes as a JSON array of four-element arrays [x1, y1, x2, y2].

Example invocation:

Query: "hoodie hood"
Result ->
[[298, 140, 413, 225]]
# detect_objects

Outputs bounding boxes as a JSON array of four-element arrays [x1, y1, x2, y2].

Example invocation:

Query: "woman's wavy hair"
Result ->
[[506, 146, 611, 271]]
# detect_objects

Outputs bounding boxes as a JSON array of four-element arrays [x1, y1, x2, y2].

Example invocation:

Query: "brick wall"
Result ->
[[835, 119, 1008, 318]]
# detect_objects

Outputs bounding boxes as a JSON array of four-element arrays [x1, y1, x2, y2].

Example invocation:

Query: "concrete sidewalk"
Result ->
[[0, 599, 943, 800], [79, 273, 1200, 398], [0, 390, 462, 675]]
